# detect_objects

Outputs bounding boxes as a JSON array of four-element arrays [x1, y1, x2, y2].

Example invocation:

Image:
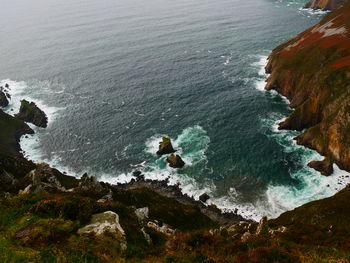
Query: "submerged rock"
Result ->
[[78, 211, 127, 251], [308, 158, 333, 176], [0, 91, 9, 107], [15, 100, 48, 128], [166, 154, 185, 168], [156, 136, 175, 155], [199, 193, 210, 203]]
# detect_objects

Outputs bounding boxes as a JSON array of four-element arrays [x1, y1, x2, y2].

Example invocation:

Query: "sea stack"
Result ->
[[15, 100, 48, 128], [166, 154, 185, 168], [156, 136, 175, 155]]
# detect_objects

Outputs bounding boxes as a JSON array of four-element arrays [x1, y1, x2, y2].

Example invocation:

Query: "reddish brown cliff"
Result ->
[[304, 0, 346, 10], [265, 0, 350, 172]]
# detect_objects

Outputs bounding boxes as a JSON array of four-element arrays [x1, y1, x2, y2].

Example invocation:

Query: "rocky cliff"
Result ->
[[265, 0, 350, 173], [303, 0, 346, 10]]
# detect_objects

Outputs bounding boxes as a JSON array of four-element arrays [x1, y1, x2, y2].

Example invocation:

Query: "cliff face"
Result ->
[[303, 0, 346, 10], [265, 0, 350, 172]]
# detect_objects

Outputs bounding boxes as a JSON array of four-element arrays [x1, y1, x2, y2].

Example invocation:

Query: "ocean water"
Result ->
[[1, 0, 349, 220]]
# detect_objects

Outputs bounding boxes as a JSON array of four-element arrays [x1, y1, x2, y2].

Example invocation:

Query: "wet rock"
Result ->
[[78, 211, 127, 251], [15, 100, 48, 128], [4, 83, 9, 88], [156, 136, 175, 155], [166, 154, 185, 168], [0, 91, 9, 107], [308, 158, 333, 176], [199, 193, 210, 203]]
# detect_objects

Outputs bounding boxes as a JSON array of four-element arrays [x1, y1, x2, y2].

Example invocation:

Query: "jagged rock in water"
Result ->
[[0, 91, 9, 107], [308, 158, 334, 176], [156, 136, 175, 155], [15, 100, 48, 128], [166, 154, 185, 168], [78, 211, 127, 251], [303, 0, 345, 10], [199, 193, 210, 203]]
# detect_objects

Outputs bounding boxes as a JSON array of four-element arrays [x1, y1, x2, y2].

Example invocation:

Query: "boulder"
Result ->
[[4, 83, 9, 88], [199, 193, 210, 203], [156, 137, 175, 155], [308, 158, 333, 176], [15, 100, 48, 128], [78, 211, 127, 251], [0, 91, 9, 107], [166, 154, 185, 168]]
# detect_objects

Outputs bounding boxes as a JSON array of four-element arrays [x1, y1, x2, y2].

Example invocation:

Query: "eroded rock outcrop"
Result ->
[[303, 0, 346, 10], [15, 100, 48, 128], [265, 1, 350, 172], [308, 157, 334, 176]]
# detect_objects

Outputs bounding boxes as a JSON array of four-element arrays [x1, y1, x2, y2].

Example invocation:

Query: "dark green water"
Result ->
[[1, 0, 348, 219]]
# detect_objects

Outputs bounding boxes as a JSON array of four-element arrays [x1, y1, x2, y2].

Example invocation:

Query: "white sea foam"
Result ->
[[0, 79, 61, 123], [259, 111, 350, 218], [252, 55, 269, 91]]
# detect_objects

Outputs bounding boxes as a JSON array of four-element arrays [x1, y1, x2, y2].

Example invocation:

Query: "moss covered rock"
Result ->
[[156, 137, 175, 155]]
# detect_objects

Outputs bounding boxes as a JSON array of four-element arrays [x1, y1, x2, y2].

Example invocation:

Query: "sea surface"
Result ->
[[1, 0, 349, 220]]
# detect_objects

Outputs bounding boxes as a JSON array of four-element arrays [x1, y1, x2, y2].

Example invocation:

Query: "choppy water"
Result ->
[[1, 0, 349, 220]]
